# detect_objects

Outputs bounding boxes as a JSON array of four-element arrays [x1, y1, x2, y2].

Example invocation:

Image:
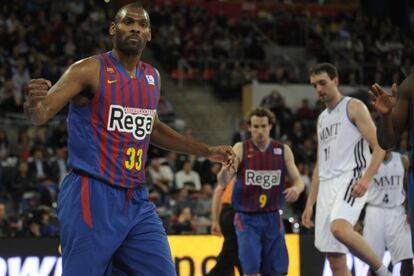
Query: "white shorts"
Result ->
[[363, 205, 413, 265], [315, 172, 367, 253]]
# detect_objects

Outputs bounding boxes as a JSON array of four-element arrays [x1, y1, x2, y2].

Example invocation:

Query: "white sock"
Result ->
[[374, 265, 390, 276]]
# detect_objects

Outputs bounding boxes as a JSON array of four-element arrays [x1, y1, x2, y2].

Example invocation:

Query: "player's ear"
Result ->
[[109, 22, 116, 36]]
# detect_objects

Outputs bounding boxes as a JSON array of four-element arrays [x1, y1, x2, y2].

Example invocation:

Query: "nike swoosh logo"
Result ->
[[107, 79, 117, 84]]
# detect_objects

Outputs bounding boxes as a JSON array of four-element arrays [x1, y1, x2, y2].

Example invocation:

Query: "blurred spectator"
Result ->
[[0, 129, 9, 161], [0, 203, 10, 237], [172, 207, 195, 234], [37, 208, 58, 237], [148, 158, 174, 205], [175, 160, 202, 191], [193, 184, 214, 218], [231, 119, 249, 145]]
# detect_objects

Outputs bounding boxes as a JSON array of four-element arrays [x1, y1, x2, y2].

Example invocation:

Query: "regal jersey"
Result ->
[[67, 51, 160, 188], [367, 152, 406, 208], [232, 139, 286, 213], [317, 96, 371, 181]]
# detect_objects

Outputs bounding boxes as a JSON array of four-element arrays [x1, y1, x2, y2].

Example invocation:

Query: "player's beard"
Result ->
[[115, 34, 146, 56]]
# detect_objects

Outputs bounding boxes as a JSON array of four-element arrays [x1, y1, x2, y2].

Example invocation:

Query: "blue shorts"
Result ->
[[234, 211, 288, 275], [57, 171, 176, 276]]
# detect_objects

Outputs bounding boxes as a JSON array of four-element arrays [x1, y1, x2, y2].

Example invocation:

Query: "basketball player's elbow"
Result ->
[[378, 140, 395, 151]]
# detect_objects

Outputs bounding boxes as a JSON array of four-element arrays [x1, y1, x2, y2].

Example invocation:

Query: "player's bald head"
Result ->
[[113, 3, 149, 24]]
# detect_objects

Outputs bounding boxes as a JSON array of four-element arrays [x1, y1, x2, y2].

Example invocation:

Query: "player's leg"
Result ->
[[326, 253, 351, 276], [330, 181, 389, 275], [362, 206, 386, 263], [207, 204, 241, 276], [314, 179, 348, 254], [112, 188, 176, 276], [234, 212, 262, 275], [261, 212, 288, 276], [384, 205, 413, 276], [57, 172, 125, 275]]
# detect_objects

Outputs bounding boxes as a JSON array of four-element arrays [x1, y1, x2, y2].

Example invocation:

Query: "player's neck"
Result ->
[[112, 49, 141, 73], [253, 138, 270, 152], [326, 92, 343, 110]]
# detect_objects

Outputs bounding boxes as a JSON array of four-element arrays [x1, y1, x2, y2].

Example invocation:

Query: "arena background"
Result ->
[[0, 0, 413, 275]]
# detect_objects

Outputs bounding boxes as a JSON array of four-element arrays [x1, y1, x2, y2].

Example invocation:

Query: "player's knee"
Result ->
[[330, 220, 351, 243]]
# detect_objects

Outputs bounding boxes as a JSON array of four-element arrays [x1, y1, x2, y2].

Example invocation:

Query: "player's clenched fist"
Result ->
[[25, 79, 52, 108]]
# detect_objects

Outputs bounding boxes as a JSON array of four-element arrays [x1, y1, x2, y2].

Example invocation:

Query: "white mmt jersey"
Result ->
[[317, 97, 371, 181], [367, 152, 406, 208]]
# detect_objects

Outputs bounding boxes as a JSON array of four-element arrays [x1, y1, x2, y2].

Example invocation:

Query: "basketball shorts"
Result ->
[[57, 171, 176, 276], [364, 205, 413, 264], [234, 211, 288, 275], [315, 171, 367, 253]]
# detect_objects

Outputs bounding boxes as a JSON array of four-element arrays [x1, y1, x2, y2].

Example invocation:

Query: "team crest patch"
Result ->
[[146, 75, 155, 85], [273, 148, 282, 155], [106, 67, 114, 73]]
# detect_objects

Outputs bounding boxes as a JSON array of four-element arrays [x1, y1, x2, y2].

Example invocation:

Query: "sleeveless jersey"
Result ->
[[232, 139, 286, 213], [317, 96, 371, 181], [67, 51, 160, 188], [367, 152, 406, 208]]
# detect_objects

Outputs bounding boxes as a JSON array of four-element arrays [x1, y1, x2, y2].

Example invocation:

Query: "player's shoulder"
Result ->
[[347, 97, 369, 114], [70, 56, 100, 72]]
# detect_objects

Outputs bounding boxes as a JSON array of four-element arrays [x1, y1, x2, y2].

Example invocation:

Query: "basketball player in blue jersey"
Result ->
[[23, 3, 235, 275], [301, 63, 390, 276], [369, 73, 414, 255], [218, 107, 305, 276]]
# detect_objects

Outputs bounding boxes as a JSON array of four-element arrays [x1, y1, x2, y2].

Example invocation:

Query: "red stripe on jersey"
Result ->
[[80, 175, 93, 228], [105, 56, 122, 187], [98, 55, 112, 177], [91, 55, 103, 140], [118, 72, 131, 188], [130, 78, 140, 188]]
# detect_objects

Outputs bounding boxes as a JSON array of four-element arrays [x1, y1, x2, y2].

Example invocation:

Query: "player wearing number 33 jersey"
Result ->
[[57, 50, 177, 275], [24, 4, 237, 275], [218, 108, 304, 275]]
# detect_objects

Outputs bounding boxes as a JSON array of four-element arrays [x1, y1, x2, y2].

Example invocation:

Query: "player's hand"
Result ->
[[301, 205, 314, 229], [369, 83, 397, 115], [25, 78, 52, 108], [207, 146, 236, 170], [211, 221, 222, 236], [351, 177, 369, 198], [283, 186, 301, 202]]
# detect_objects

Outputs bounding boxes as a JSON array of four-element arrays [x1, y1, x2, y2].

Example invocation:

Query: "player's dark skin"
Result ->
[[24, 5, 235, 166], [369, 73, 414, 276], [370, 73, 414, 150]]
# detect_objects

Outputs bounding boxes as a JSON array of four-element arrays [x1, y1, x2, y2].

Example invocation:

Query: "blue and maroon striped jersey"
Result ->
[[232, 139, 286, 213], [67, 51, 160, 188]]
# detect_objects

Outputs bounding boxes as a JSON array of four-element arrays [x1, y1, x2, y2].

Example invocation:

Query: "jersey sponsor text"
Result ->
[[245, 169, 281, 189]]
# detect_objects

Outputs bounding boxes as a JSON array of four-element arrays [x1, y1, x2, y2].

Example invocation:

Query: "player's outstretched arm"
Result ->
[[369, 74, 414, 149], [348, 99, 385, 197], [150, 116, 236, 166], [283, 144, 305, 202], [24, 58, 99, 125]]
